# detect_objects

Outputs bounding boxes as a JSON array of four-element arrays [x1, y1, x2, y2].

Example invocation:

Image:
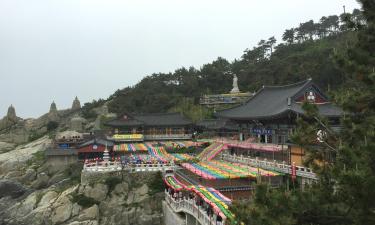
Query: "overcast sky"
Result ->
[[0, 0, 360, 118]]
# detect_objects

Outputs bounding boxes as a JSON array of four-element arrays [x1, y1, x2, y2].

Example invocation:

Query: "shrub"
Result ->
[[70, 193, 99, 208], [63, 163, 83, 184], [104, 176, 122, 194], [148, 171, 164, 195], [47, 121, 59, 132]]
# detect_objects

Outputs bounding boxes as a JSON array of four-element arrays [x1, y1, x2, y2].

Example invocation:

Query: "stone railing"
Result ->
[[215, 139, 288, 152], [83, 162, 175, 173], [222, 154, 317, 180], [165, 191, 223, 225]]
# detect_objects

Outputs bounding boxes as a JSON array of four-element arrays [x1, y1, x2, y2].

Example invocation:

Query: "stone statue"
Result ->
[[230, 74, 240, 94], [49, 101, 57, 113], [48, 101, 59, 121], [6, 105, 17, 121], [71, 96, 81, 111]]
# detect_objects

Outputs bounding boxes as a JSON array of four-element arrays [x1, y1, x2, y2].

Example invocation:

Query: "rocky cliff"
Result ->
[[0, 137, 164, 225]]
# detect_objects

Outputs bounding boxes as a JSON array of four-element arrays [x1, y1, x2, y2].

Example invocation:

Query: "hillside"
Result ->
[[104, 11, 361, 118]]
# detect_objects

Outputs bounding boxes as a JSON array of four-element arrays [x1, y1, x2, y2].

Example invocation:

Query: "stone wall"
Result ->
[[162, 201, 185, 225]]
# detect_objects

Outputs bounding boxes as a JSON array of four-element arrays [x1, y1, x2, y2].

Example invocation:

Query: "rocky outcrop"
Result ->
[[0, 141, 16, 154], [0, 179, 28, 198], [0, 136, 50, 178], [0, 170, 164, 225], [0, 135, 164, 225]]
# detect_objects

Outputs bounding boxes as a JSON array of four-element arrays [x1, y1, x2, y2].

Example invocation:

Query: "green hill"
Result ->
[[91, 10, 362, 120]]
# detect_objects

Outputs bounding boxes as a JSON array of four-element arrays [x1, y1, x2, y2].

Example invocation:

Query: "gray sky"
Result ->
[[0, 0, 360, 118]]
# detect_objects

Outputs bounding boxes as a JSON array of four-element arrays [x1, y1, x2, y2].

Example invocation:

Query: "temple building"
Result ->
[[196, 118, 239, 138], [216, 79, 343, 166], [78, 138, 114, 160], [105, 112, 193, 142]]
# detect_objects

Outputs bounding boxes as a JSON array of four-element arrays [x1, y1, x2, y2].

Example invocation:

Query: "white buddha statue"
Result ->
[[230, 74, 240, 94]]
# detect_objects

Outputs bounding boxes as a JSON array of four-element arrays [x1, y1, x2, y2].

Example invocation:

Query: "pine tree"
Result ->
[[231, 1, 375, 224]]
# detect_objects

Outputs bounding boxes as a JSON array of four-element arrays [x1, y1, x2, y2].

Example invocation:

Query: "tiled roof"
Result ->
[[105, 112, 192, 127], [217, 79, 343, 120]]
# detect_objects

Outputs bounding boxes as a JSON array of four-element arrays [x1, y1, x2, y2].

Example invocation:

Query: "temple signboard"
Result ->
[[252, 128, 272, 135]]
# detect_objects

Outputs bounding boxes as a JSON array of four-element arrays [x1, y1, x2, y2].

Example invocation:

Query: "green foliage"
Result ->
[[104, 176, 122, 194], [46, 121, 59, 132], [28, 130, 46, 142], [63, 163, 83, 184], [230, 3, 375, 225], [70, 193, 99, 208], [169, 98, 214, 122], [148, 171, 164, 195], [26, 151, 47, 169], [81, 99, 106, 119]]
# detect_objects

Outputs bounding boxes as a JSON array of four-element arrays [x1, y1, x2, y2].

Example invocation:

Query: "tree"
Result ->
[[282, 28, 295, 44], [327, 15, 340, 34], [231, 1, 375, 224], [267, 36, 277, 55]]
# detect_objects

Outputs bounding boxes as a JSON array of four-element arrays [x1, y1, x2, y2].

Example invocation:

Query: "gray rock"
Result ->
[[112, 182, 129, 196], [51, 202, 73, 224], [31, 172, 49, 189], [83, 183, 108, 201], [71, 202, 82, 217], [78, 204, 99, 221], [0, 179, 28, 198], [135, 184, 149, 196], [0, 142, 15, 153], [67, 220, 98, 225], [21, 168, 37, 183], [37, 190, 58, 207]]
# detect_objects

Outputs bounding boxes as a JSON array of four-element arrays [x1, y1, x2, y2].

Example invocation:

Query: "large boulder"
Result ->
[[50, 185, 78, 224], [0, 179, 28, 198], [31, 172, 49, 189], [82, 183, 108, 201], [51, 203, 73, 224], [0, 142, 15, 153], [78, 204, 99, 221], [37, 191, 58, 208], [20, 168, 37, 183]]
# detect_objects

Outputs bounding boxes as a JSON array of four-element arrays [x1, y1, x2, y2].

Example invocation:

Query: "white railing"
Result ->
[[222, 154, 317, 180], [165, 191, 222, 225], [83, 162, 175, 173], [214, 139, 288, 152], [83, 161, 123, 172]]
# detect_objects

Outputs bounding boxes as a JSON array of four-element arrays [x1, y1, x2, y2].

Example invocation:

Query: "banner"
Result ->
[[112, 134, 144, 140], [291, 163, 296, 180]]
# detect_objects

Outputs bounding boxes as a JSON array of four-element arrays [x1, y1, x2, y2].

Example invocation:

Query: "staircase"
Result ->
[[197, 143, 227, 161]]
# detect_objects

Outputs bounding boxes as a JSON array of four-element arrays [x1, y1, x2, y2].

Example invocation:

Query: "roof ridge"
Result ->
[[135, 112, 181, 116], [263, 79, 311, 89]]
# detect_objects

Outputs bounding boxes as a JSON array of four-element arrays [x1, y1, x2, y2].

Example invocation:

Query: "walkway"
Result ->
[[222, 153, 317, 180], [165, 191, 225, 225]]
